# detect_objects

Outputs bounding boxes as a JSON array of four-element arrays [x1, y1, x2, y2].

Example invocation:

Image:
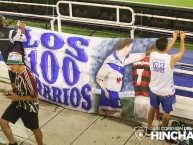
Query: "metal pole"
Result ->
[[57, 16, 62, 32], [130, 29, 135, 39]]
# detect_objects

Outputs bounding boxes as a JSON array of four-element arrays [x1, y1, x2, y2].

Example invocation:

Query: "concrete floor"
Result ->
[[0, 80, 169, 145], [0, 90, 169, 145]]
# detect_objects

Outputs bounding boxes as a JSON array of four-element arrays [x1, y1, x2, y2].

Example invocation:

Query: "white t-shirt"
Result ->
[[149, 52, 175, 96], [96, 51, 145, 92]]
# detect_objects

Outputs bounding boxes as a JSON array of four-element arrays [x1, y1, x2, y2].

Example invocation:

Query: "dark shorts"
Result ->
[[100, 89, 121, 110], [1, 102, 39, 130], [150, 90, 176, 113]]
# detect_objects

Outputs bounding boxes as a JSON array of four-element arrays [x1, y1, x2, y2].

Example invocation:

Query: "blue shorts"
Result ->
[[150, 90, 176, 113], [100, 89, 121, 110]]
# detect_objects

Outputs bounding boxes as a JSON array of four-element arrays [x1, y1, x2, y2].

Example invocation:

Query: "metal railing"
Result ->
[[1, 1, 193, 37], [56, 1, 135, 34], [55, 1, 193, 37]]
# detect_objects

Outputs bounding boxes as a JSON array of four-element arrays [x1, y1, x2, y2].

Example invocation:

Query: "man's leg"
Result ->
[[147, 106, 156, 129], [161, 95, 173, 127], [20, 109, 43, 145], [162, 111, 170, 127], [31, 128, 43, 145], [0, 119, 16, 144]]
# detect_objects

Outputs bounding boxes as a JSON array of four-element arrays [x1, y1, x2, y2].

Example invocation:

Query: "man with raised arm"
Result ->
[[0, 15, 26, 92], [146, 31, 185, 135]]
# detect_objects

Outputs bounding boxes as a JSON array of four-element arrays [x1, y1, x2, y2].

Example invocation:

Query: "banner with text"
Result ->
[[22, 27, 157, 119]]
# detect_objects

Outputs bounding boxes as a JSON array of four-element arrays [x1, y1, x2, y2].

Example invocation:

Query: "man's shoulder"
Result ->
[[20, 67, 35, 80], [26, 67, 36, 77]]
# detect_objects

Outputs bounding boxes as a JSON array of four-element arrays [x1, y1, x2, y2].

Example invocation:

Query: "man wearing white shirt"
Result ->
[[147, 31, 185, 136]]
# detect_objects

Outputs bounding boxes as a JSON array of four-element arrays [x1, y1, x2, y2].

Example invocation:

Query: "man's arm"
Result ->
[[6, 70, 38, 101], [170, 31, 185, 69], [26, 70, 39, 99], [19, 22, 26, 35], [9, 22, 27, 43], [96, 78, 110, 99], [6, 93, 38, 101], [165, 30, 179, 53], [124, 52, 145, 65], [96, 78, 107, 92]]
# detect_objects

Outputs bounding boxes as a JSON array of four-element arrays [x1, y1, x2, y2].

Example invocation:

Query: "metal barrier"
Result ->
[[56, 1, 193, 38], [0, 1, 58, 31], [55, 1, 193, 37], [1, 1, 193, 37], [56, 1, 135, 35], [0, 1, 56, 19]]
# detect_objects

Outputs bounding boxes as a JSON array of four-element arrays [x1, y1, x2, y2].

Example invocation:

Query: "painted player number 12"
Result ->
[[136, 69, 144, 84]]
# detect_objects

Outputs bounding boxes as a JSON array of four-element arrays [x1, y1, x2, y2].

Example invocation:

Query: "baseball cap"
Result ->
[[6, 52, 24, 65]]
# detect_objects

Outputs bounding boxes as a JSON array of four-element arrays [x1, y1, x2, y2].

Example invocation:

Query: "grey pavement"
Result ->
[[0, 83, 168, 145]]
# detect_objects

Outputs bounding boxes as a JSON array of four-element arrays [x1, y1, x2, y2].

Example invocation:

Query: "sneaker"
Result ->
[[146, 129, 152, 137]]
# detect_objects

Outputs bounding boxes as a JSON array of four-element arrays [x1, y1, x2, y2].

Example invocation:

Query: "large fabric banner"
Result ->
[[22, 27, 157, 119]]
